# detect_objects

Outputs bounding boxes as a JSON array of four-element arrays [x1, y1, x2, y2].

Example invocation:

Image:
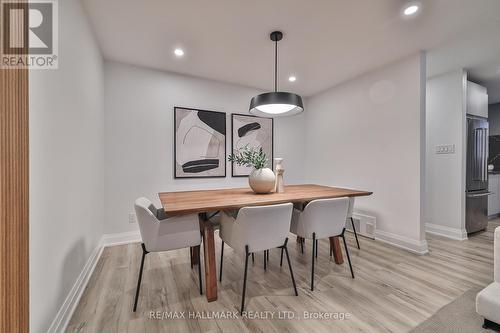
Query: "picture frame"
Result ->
[[174, 107, 227, 178], [231, 113, 274, 177]]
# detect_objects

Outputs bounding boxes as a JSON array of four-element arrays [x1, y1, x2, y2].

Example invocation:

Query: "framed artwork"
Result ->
[[231, 113, 273, 177], [174, 107, 226, 178]]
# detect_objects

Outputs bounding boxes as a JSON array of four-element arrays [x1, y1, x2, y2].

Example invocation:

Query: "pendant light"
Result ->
[[249, 31, 304, 117]]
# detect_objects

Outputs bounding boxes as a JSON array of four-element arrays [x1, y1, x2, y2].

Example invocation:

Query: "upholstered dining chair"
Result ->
[[133, 197, 203, 312], [288, 197, 354, 291], [326, 197, 359, 257], [218, 203, 298, 314]]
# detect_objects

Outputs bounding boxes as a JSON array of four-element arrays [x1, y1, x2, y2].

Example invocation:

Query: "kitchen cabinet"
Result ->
[[467, 81, 488, 118], [488, 173, 500, 216]]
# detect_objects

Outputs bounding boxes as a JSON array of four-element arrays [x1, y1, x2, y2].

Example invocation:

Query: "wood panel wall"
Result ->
[[0, 1, 30, 331]]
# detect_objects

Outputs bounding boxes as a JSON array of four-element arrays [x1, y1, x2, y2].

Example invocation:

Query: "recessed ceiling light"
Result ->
[[403, 4, 419, 16], [288, 76, 297, 82], [174, 48, 184, 57]]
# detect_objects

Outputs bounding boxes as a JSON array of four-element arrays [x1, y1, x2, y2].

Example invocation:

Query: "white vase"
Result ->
[[249, 168, 276, 194], [274, 158, 285, 193]]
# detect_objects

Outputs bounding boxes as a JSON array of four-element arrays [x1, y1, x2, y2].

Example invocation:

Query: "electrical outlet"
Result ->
[[129, 213, 136, 224], [436, 144, 455, 154]]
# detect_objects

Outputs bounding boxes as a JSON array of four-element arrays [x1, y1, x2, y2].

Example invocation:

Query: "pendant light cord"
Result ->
[[274, 39, 278, 92]]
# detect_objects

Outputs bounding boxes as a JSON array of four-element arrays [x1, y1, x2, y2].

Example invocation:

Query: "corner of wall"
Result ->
[[419, 51, 427, 242], [460, 69, 468, 233]]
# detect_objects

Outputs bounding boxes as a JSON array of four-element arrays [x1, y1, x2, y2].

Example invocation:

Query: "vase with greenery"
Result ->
[[228, 146, 276, 194]]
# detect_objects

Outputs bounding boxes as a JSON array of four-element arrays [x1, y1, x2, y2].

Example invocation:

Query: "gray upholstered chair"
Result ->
[[133, 197, 202, 312], [218, 203, 297, 314], [288, 197, 353, 291]]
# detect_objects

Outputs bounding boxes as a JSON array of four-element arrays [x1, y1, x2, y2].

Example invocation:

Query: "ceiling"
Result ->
[[82, 0, 500, 98], [426, 13, 500, 104]]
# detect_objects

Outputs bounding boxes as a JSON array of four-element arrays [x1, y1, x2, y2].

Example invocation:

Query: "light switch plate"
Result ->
[[436, 144, 455, 154]]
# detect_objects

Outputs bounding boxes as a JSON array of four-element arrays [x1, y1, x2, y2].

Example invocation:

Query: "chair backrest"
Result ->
[[495, 226, 500, 283], [234, 203, 293, 253], [300, 197, 349, 239], [134, 197, 160, 250], [347, 197, 355, 219]]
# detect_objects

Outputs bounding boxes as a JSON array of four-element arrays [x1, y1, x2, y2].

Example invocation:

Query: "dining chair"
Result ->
[[327, 197, 360, 256], [288, 197, 354, 291], [218, 203, 298, 314], [133, 197, 203, 312]]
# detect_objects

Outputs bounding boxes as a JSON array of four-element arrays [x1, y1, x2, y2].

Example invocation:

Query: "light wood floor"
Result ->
[[67, 221, 499, 333]]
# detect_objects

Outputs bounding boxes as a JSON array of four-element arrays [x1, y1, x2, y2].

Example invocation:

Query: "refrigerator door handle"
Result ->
[[466, 192, 493, 198], [473, 129, 481, 181], [473, 129, 477, 180], [483, 128, 488, 182], [478, 128, 484, 181]]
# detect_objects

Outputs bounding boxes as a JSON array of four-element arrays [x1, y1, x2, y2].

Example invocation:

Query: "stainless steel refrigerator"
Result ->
[[466, 115, 490, 233]]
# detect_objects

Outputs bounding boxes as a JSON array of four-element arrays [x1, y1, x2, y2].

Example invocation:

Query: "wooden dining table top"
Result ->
[[159, 184, 373, 215]]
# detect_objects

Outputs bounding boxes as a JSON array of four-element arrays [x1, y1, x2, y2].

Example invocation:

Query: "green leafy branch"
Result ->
[[228, 145, 268, 170]]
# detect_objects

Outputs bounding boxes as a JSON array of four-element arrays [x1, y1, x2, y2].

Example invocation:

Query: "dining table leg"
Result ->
[[199, 213, 217, 302], [190, 246, 200, 266], [329, 236, 344, 264]]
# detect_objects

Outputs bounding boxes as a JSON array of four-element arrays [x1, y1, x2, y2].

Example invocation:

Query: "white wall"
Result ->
[[425, 70, 467, 239], [29, 0, 104, 331], [489, 103, 500, 135], [305, 53, 428, 253], [103, 62, 306, 234]]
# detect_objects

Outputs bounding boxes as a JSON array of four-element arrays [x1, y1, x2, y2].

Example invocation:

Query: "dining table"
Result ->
[[158, 184, 373, 302]]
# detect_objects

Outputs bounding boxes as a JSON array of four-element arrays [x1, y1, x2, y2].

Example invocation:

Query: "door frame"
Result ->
[[0, 1, 30, 331]]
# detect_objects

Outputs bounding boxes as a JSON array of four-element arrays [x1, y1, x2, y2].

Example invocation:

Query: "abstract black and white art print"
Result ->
[[174, 107, 226, 178], [231, 114, 273, 177]]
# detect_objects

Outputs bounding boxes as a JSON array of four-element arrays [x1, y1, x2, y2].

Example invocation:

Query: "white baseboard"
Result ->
[[101, 229, 142, 247], [47, 230, 142, 332], [47, 240, 104, 333], [425, 223, 468, 240], [375, 229, 429, 255]]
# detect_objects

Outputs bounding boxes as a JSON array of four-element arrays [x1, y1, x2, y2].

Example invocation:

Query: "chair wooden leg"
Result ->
[[219, 241, 224, 282], [351, 217, 360, 250], [133, 243, 148, 312], [283, 239, 298, 296], [311, 233, 316, 291], [197, 245, 203, 294], [240, 245, 250, 315]]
